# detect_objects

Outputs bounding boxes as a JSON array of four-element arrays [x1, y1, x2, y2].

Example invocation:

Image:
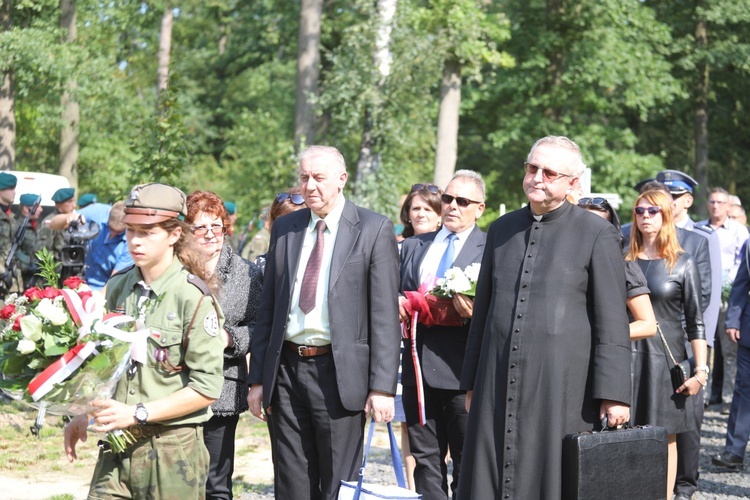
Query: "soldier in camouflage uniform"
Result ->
[[64, 183, 225, 499], [17, 194, 43, 289], [0, 172, 17, 296], [38, 187, 76, 262]]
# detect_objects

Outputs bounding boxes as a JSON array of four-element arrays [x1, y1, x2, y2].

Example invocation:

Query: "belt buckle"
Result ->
[[130, 425, 144, 439], [297, 345, 307, 356]]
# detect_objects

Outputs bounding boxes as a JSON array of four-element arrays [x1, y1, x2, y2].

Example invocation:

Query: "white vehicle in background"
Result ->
[[7, 171, 71, 208]]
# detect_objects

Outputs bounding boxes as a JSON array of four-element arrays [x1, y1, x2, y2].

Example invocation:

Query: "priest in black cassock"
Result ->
[[458, 136, 632, 499]]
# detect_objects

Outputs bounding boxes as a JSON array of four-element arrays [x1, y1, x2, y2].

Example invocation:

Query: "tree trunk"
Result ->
[[0, 0, 14, 171], [693, 12, 709, 218], [294, 0, 323, 152], [156, 6, 173, 102], [433, 59, 461, 189], [354, 0, 396, 197], [59, 0, 79, 189]]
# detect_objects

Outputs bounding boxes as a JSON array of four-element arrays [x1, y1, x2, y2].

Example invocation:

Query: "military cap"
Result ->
[[633, 178, 655, 193], [19, 194, 41, 207], [52, 187, 75, 203], [224, 201, 237, 215], [656, 169, 698, 196], [78, 193, 97, 208], [0, 172, 17, 190], [122, 183, 187, 224]]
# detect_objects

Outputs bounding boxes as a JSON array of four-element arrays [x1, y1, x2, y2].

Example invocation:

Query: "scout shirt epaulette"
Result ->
[[185, 271, 212, 296]]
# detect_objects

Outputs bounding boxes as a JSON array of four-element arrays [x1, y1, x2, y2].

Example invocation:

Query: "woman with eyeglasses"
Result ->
[[577, 197, 656, 341], [400, 184, 443, 240], [625, 189, 707, 497], [186, 190, 263, 500]]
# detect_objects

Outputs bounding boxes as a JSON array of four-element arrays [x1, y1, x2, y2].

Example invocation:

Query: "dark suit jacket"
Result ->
[[399, 225, 486, 390], [248, 199, 402, 412], [726, 241, 750, 348]]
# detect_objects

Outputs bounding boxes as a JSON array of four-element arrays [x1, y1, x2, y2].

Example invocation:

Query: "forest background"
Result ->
[[1, 0, 749, 229]]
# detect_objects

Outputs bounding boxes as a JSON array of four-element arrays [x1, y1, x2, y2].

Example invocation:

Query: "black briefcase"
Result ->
[[562, 425, 668, 500]]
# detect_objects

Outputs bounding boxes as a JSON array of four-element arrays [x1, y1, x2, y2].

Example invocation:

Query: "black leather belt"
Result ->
[[284, 341, 331, 357]]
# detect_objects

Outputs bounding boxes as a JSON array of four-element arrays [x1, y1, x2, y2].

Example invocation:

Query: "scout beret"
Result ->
[[19, 194, 41, 207], [52, 187, 75, 203], [224, 201, 237, 215], [122, 183, 187, 225], [0, 172, 17, 190], [78, 193, 97, 207], [656, 169, 698, 196]]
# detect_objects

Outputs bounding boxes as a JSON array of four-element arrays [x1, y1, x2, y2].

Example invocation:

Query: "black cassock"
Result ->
[[459, 202, 632, 499]]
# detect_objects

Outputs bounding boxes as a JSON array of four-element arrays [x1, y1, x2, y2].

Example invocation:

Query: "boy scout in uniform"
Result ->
[[64, 183, 226, 499]]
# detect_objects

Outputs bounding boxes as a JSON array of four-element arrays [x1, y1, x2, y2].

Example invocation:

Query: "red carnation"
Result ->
[[40, 287, 62, 299], [23, 287, 43, 301], [0, 304, 15, 320], [63, 276, 84, 289], [12, 316, 22, 331]]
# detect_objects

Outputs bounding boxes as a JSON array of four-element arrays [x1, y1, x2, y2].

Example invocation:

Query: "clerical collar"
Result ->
[[528, 201, 569, 221]]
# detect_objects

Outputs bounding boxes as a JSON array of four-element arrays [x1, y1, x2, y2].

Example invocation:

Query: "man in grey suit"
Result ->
[[247, 145, 401, 500], [398, 170, 486, 499]]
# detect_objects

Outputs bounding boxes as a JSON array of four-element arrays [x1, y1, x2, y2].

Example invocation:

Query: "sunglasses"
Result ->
[[634, 206, 661, 216], [411, 183, 440, 194], [191, 223, 226, 238], [276, 193, 305, 205], [524, 162, 572, 182], [578, 197, 610, 210], [441, 193, 482, 207]]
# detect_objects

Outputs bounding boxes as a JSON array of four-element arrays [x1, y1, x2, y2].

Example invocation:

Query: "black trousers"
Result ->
[[269, 348, 365, 500], [403, 384, 468, 500], [203, 413, 240, 500]]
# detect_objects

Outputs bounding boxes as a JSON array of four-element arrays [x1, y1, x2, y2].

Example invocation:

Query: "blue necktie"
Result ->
[[436, 233, 457, 279]]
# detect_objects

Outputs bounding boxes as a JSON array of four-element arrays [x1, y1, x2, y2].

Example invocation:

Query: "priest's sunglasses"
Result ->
[[634, 206, 661, 216], [524, 162, 572, 182], [191, 223, 226, 237], [276, 193, 305, 205], [411, 183, 440, 194], [441, 194, 482, 207]]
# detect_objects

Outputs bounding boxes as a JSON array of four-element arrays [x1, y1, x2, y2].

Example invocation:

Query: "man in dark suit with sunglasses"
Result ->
[[247, 145, 401, 500], [398, 170, 486, 499]]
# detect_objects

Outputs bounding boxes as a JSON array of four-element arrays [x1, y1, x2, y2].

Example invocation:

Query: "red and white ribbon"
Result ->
[[404, 310, 427, 426], [27, 342, 98, 401]]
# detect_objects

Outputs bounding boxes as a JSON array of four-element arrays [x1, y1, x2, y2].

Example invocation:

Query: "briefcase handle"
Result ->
[[354, 420, 407, 497]]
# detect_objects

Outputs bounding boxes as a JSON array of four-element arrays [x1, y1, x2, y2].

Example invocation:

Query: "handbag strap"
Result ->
[[656, 322, 680, 367], [353, 421, 407, 499]]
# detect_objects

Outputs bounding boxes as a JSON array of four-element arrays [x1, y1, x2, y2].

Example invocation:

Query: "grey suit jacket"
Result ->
[[248, 199, 402, 412], [399, 225, 486, 390]]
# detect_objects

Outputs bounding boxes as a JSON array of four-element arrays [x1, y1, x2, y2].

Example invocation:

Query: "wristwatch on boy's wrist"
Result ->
[[134, 403, 149, 425]]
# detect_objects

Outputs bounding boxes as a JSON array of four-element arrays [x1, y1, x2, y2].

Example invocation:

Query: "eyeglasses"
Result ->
[[276, 193, 305, 205], [578, 197, 610, 210], [634, 206, 661, 216], [441, 193, 482, 207], [191, 223, 226, 237], [411, 183, 440, 194], [524, 162, 572, 182], [707, 200, 727, 205]]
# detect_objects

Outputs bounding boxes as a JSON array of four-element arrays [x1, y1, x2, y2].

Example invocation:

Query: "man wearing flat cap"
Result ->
[[0, 172, 18, 293], [39, 187, 76, 262]]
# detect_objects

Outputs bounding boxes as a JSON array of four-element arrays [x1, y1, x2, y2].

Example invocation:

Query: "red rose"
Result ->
[[0, 304, 15, 320], [12, 316, 21, 331], [23, 287, 43, 301], [40, 287, 62, 299], [63, 276, 84, 289], [78, 290, 93, 304]]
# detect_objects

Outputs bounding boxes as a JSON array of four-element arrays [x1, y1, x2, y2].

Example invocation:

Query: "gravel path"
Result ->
[[238, 407, 750, 499]]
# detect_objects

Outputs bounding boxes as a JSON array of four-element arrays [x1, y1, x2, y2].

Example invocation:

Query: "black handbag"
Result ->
[[562, 425, 668, 500], [657, 322, 691, 392]]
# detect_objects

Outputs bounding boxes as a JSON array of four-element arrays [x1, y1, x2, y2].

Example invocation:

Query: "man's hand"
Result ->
[[398, 296, 409, 322], [453, 293, 474, 318], [599, 400, 630, 428], [726, 328, 741, 344], [365, 391, 394, 423], [248, 384, 269, 421], [64, 414, 89, 462], [89, 399, 136, 433]]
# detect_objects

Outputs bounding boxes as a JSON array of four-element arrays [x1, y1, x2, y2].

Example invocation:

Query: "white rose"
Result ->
[[464, 263, 481, 283], [35, 298, 69, 326], [17, 339, 37, 355], [449, 271, 472, 294], [20, 314, 43, 341]]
